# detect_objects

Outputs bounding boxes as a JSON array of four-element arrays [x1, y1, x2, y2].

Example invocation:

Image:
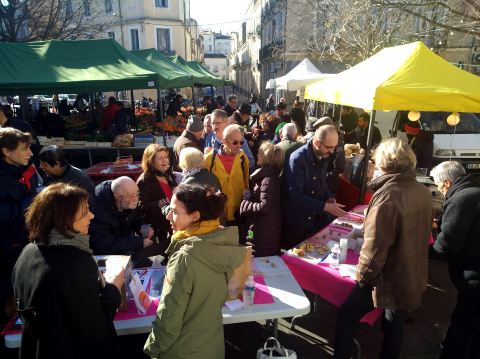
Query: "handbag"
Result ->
[[257, 337, 297, 359]]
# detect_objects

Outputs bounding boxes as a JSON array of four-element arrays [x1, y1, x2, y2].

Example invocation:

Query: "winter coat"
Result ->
[[107, 109, 129, 136], [88, 180, 146, 254], [137, 171, 175, 242], [172, 130, 202, 172], [266, 98, 275, 112], [205, 149, 249, 221], [2, 116, 42, 157], [204, 132, 255, 168], [166, 99, 182, 117], [429, 174, 480, 291], [43, 164, 95, 196], [276, 136, 303, 166], [206, 101, 219, 115], [223, 103, 237, 117], [408, 131, 434, 173], [240, 166, 282, 257], [181, 168, 222, 191], [35, 113, 65, 137], [228, 112, 244, 126], [58, 101, 72, 117], [340, 109, 359, 133], [344, 125, 382, 150], [326, 131, 346, 195], [13, 243, 121, 359], [289, 108, 306, 134], [144, 227, 245, 359], [100, 104, 120, 131], [281, 142, 332, 229], [357, 169, 435, 311]]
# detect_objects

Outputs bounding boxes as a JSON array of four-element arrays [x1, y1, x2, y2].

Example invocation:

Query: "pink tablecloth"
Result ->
[[282, 250, 383, 326]]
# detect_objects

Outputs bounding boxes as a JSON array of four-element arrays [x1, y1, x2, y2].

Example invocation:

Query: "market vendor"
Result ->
[[34, 106, 65, 137], [101, 97, 120, 131], [344, 113, 382, 150], [405, 121, 434, 174], [74, 95, 87, 112], [166, 94, 183, 117], [58, 98, 72, 117]]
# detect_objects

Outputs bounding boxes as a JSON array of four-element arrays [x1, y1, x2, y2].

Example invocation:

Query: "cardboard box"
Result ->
[[64, 140, 87, 148], [45, 137, 65, 147], [134, 134, 154, 148], [155, 135, 177, 148], [97, 142, 112, 147], [86, 142, 98, 147], [37, 136, 47, 146], [94, 255, 132, 312]]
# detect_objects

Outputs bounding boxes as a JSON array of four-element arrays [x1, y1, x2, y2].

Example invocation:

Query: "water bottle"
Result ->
[[330, 244, 340, 269], [245, 275, 256, 294]]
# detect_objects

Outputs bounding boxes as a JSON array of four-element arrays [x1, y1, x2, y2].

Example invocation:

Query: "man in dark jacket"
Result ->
[[339, 106, 359, 133], [58, 98, 73, 117], [429, 161, 480, 359], [405, 121, 434, 174], [0, 128, 38, 316], [101, 97, 120, 131], [222, 94, 238, 117], [39, 145, 95, 196], [282, 125, 348, 249], [276, 102, 291, 123], [172, 116, 204, 172], [34, 106, 65, 137], [166, 94, 183, 117], [204, 96, 219, 115], [228, 103, 251, 127], [89, 177, 153, 255], [344, 113, 382, 150], [289, 106, 306, 135], [107, 102, 129, 136], [276, 123, 302, 176]]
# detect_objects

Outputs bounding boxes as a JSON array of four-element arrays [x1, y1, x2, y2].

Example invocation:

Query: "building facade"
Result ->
[[204, 54, 229, 80], [200, 29, 233, 56]]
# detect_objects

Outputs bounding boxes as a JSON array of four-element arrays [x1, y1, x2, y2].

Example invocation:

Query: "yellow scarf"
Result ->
[[167, 219, 221, 256]]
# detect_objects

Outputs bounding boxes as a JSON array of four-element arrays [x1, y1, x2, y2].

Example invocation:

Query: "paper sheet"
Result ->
[[225, 299, 244, 311], [126, 164, 140, 170], [338, 264, 357, 280]]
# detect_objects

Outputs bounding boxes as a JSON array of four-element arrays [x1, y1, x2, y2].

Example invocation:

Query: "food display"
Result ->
[[332, 214, 365, 230], [293, 248, 305, 256], [156, 115, 187, 134]]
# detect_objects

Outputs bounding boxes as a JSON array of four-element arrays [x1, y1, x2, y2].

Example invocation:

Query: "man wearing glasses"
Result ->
[[89, 176, 154, 255], [205, 125, 249, 226], [223, 94, 238, 117], [282, 125, 348, 249]]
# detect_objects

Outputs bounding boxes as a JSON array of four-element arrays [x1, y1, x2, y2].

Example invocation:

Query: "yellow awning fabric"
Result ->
[[304, 41, 480, 113]]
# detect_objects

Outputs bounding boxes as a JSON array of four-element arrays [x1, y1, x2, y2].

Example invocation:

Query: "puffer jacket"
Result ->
[[408, 131, 434, 173], [357, 169, 435, 311], [205, 149, 249, 221], [144, 226, 245, 359], [240, 166, 281, 257]]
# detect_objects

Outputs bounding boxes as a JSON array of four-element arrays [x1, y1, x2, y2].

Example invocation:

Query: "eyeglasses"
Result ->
[[227, 138, 245, 146], [212, 121, 225, 126], [205, 125, 212, 129], [320, 141, 336, 150], [116, 193, 139, 200]]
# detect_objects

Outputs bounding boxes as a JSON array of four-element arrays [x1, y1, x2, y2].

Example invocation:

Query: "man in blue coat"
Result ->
[[282, 125, 348, 249], [0, 128, 39, 316]]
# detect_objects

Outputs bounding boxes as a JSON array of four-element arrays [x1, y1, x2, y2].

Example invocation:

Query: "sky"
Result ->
[[190, 0, 250, 34]]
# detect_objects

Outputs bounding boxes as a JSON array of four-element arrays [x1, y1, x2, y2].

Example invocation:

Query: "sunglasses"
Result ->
[[320, 141, 336, 150], [227, 138, 245, 146]]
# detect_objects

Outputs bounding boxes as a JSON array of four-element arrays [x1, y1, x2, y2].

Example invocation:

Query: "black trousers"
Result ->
[[281, 220, 308, 250], [440, 291, 480, 359], [334, 282, 407, 359]]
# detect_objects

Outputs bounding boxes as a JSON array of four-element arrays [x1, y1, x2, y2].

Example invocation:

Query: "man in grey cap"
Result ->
[[172, 115, 204, 171], [301, 117, 324, 141]]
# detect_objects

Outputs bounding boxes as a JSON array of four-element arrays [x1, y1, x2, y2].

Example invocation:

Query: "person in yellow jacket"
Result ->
[[205, 124, 250, 224]]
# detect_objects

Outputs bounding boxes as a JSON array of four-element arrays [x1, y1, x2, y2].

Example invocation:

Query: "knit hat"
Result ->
[[405, 121, 421, 133], [186, 115, 204, 132], [305, 117, 318, 132], [239, 103, 252, 115], [275, 122, 287, 136], [313, 116, 334, 129], [275, 102, 286, 110]]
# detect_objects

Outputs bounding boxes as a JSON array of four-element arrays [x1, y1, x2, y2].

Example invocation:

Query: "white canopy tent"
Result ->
[[275, 59, 334, 91], [265, 78, 276, 89]]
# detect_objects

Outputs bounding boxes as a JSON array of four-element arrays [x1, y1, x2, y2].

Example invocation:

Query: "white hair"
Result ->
[[282, 123, 297, 138], [111, 176, 136, 194], [204, 114, 212, 125], [431, 161, 465, 183], [223, 124, 242, 139]]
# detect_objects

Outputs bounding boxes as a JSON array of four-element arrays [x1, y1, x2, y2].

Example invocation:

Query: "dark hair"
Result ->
[[0, 127, 35, 159], [267, 115, 282, 133], [176, 94, 183, 100], [227, 94, 237, 102], [359, 113, 371, 123], [216, 96, 223, 102], [343, 106, 353, 112], [116, 101, 125, 108], [173, 183, 227, 223], [38, 106, 48, 113], [204, 96, 211, 101], [39, 145, 67, 167], [94, 99, 101, 105], [26, 183, 91, 244], [108, 96, 117, 105]]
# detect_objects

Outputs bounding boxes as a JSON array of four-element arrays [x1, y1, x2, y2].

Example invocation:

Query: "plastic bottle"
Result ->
[[245, 275, 256, 293], [330, 244, 340, 269]]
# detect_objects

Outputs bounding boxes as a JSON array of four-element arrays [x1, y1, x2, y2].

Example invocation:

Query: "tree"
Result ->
[[0, 0, 112, 42]]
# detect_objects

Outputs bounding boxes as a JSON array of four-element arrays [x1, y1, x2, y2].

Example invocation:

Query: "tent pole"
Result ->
[[192, 86, 196, 113], [338, 105, 343, 129], [359, 110, 376, 204], [223, 86, 226, 102], [157, 88, 166, 148], [323, 102, 326, 117], [131, 90, 137, 133], [210, 85, 214, 101], [90, 93, 96, 129]]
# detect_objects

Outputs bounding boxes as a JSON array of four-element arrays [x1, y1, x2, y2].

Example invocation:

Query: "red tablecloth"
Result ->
[[84, 162, 144, 183]]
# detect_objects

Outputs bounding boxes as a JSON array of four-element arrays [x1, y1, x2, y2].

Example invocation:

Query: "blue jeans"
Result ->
[[334, 282, 407, 359]]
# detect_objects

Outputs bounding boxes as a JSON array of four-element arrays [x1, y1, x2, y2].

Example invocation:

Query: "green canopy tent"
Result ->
[[186, 60, 233, 86]]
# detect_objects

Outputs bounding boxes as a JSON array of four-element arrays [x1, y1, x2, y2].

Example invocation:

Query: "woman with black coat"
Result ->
[[240, 143, 285, 257], [12, 183, 125, 359]]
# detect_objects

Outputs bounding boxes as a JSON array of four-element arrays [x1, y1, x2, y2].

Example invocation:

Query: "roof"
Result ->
[[0, 38, 162, 95], [305, 41, 480, 112], [275, 59, 334, 91]]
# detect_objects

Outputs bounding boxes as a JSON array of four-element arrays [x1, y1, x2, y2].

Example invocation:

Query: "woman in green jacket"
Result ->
[[144, 183, 246, 359]]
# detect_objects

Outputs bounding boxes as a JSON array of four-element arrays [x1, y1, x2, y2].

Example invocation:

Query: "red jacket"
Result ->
[[100, 104, 120, 131]]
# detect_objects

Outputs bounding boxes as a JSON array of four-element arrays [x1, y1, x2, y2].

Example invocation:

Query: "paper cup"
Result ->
[[141, 224, 152, 239], [243, 290, 254, 311], [228, 277, 239, 299], [243, 190, 251, 201]]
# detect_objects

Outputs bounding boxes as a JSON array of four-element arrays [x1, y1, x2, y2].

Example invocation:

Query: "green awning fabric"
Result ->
[[0, 38, 163, 95], [130, 49, 194, 89], [186, 60, 230, 86], [168, 55, 223, 86]]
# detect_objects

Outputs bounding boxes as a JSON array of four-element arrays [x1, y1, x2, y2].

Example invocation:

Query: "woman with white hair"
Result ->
[[178, 147, 221, 191], [429, 161, 480, 359], [334, 138, 435, 359]]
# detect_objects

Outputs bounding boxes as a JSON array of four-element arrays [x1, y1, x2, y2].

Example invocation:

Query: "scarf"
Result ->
[[167, 219, 221, 255], [37, 227, 92, 254], [153, 168, 177, 190], [180, 168, 201, 184]]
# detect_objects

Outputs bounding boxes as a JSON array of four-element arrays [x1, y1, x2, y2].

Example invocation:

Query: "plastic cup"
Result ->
[[355, 238, 365, 255], [243, 190, 251, 201], [141, 224, 152, 239], [107, 165, 114, 173], [228, 277, 239, 299], [243, 290, 254, 311]]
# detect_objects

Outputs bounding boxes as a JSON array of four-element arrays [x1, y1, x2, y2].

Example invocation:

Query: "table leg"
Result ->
[[88, 149, 93, 167], [260, 319, 278, 340], [273, 319, 278, 339]]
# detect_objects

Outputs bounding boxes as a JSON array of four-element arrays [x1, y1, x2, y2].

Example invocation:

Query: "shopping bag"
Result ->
[[257, 337, 297, 358]]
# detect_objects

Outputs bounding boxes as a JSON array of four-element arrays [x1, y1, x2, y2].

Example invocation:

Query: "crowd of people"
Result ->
[[0, 97, 479, 359]]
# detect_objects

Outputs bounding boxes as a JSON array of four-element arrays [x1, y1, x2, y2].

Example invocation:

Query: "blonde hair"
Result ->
[[179, 147, 206, 170], [142, 144, 168, 172], [259, 142, 285, 171], [373, 138, 416, 172]]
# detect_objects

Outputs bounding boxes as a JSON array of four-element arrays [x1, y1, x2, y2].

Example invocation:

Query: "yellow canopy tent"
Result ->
[[304, 41, 480, 113]]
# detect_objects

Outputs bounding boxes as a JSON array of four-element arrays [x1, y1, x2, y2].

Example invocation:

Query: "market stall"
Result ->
[[275, 58, 333, 92]]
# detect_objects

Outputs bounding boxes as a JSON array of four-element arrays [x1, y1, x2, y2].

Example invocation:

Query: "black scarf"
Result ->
[[153, 168, 177, 190]]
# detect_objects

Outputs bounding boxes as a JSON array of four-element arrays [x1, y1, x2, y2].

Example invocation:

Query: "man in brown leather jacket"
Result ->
[[334, 138, 435, 359]]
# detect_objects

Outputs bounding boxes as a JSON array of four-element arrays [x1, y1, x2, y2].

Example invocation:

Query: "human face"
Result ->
[[72, 201, 94, 235], [41, 108, 48, 116], [223, 129, 243, 155], [166, 195, 199, 232], [114, 182, 140, 210], [153, 150, 169, 172], [178, 97, 183, 103], [313, 132, 338, 159], [2, 141, 33, 166], [435, 178, 452, 197], [276, 109, 284, 117], [212, 117, 228, 138], [341, 108, 348, 115], [257, 152, 264, 166], [358, 118, 368, 130], [204, 119, 213, 135], [260, 119, 269, 131], [39, 161, 63, 176], [228, 98, 238, 108]]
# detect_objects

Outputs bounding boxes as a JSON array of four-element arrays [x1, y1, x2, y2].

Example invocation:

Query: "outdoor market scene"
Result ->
[[1, 1, 480, 358]]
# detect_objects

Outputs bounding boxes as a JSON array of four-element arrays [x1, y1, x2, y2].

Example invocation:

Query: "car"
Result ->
[[59, 94, 76, 106]]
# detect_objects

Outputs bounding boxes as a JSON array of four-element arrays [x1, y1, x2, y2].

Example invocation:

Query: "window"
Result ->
[[127, 0, 137, 10], [83, 1, 92, 17], [214, 66, 218, 72], [105, 0, 113, 13], [129, 27, 140, 50], [106, 30, 115, 39], [222, 65, 225, 70], [225, 42, 228, 45], [206, 65, 210, 69], [66, 0, 73, 16], [156, 27, 171, 52], [209, 45, 212, 51], [154, 0, 169, 9]]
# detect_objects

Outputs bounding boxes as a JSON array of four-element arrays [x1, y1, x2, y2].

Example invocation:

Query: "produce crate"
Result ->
[[97, 142, 112, 147]]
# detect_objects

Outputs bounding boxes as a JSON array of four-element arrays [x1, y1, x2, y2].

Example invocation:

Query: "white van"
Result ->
[[390, 111, 480, 175]]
